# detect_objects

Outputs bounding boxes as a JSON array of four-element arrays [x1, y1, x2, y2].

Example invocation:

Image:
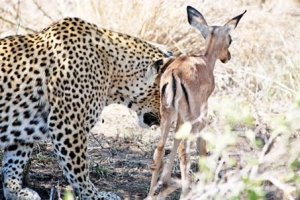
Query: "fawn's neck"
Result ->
[[203, 36, 220, 71]]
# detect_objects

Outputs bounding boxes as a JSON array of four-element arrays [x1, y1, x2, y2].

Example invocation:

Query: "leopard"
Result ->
[[0, 17, 174, 200]]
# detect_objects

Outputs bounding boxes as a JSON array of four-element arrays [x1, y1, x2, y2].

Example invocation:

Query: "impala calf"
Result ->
[[147, 6, 246, 199]]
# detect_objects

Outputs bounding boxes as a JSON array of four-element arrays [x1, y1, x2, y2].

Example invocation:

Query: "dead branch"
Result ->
[[33, 0, 55, 21], [0, 16, 37, 34]]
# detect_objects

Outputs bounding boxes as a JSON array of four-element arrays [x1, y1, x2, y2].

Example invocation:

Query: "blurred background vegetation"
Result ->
[[1, 0, 300, 199]]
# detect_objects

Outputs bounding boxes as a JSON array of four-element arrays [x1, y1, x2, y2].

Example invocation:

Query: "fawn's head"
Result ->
[[187, 6, 246, 63]]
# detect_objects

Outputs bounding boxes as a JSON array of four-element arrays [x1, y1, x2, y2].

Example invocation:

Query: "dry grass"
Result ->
[[1, 0, 300, 199]]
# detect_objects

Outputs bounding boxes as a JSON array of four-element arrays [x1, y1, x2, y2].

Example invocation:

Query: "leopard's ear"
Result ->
[[158, 56, 176, 75], [145, 57, 175, 81]]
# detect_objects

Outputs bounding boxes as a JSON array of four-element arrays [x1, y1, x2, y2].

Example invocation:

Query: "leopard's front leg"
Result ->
[[48, 108, 121, 199], [2, 142, 41, 200]]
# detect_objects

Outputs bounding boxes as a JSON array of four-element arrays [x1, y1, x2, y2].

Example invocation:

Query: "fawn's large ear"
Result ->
[[187, 6, 209, 38], [222, 10, 247, 34]]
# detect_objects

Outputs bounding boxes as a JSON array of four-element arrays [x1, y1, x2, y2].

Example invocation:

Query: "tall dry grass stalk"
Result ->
[[1, 0, 300, 199]]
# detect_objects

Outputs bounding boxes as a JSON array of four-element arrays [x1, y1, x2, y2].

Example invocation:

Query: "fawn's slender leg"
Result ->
[[148, 113, 174, 197], [179, 121, 204, 198], [157, 117, 183, 198], [197, 105, 208, 157], [197, 137, 207, 157], [178, 139, 191, 198]]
